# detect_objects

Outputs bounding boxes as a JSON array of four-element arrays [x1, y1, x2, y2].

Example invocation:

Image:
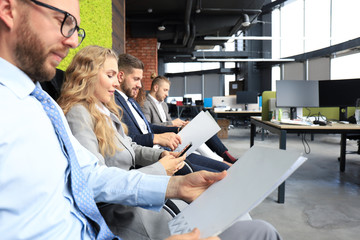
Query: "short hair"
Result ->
[[117, 54, 144, 74], [151, 75, 170, 91]]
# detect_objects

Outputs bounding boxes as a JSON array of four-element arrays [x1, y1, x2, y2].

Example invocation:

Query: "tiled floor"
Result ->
[[221, 127, 360, 240]]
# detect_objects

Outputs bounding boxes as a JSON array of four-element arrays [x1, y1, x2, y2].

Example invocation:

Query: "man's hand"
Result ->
[[165, 228, 220, 240], [171, 118, 187, 127], [159, 154, 186, 176], [153, 132, 181, 150], [166, 170, 227, 203]]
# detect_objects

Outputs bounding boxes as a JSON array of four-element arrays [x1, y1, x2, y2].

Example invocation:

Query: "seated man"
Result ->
[[142, 75, 237, 163], [115, 54, 230, 172], [0, 1, 281, 239]]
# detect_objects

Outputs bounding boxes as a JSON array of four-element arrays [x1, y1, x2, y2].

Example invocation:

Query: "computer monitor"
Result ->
[[276, 80, 319, 119], [236, 91, 258, 110], [236, 91, 258, 104], [318, 79, 360, 120]]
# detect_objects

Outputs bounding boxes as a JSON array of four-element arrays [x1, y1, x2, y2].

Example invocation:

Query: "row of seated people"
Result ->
[[55, 46, 282, 239], [1, 2, 280, 239]]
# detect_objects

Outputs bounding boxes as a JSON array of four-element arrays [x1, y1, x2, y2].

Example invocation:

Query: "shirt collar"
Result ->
[[116, 89, 129, 102], [148, 93, 162, 105], [0, 57, 37, 99], [96, 102, 111, 116], [96, 102, 122, 127]]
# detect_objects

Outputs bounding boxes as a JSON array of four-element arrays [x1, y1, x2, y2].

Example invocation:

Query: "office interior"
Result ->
[[50, 0, 360, 239]]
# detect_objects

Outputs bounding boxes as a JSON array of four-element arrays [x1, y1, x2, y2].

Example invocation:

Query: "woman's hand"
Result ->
[[159, 154, 186, 176]]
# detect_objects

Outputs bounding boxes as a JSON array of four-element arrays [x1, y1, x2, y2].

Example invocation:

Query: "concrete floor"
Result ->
[[221, 127, 360, 240]]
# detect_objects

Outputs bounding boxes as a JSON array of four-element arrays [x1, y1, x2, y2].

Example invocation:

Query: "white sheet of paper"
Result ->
[[175, 111, 220, 155], [168, 145, 307, 238]]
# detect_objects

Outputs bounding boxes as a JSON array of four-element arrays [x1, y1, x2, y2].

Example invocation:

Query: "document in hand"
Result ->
[[175, 110, 220, 155], [168, 145, 307, 238]]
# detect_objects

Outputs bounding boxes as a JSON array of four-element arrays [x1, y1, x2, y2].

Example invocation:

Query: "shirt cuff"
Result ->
[[138, 174, 171, 211]]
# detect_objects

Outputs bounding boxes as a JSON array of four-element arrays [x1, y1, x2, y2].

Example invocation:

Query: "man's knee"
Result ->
[[251, 220, 282, 240], [219, 219, 282, 240]]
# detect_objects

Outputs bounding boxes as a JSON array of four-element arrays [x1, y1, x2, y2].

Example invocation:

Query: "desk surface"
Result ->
[[251, 116, 360, 131], [216, 110, 261, 114]]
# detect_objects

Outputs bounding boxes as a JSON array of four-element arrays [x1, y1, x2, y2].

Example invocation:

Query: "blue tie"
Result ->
[[128, 98, 153, 133], [31, 86, 119, 240]]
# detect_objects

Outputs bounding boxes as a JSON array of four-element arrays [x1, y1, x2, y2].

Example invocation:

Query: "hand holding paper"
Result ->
[[166, 171, 227, 203]]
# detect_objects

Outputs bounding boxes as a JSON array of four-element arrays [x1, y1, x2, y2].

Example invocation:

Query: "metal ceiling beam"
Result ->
[[196, 58, 294, 62], [290, 37, 360, 61], [204, 36, 275, 40], [261, 0, 289, 14], [192, 51, 249, 58]]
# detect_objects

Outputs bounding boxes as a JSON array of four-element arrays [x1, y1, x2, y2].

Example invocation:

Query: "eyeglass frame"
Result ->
[[30, 0, 86, 46]]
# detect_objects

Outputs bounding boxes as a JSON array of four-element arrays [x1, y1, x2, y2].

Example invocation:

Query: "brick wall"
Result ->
[[125, 36, 158, 91]]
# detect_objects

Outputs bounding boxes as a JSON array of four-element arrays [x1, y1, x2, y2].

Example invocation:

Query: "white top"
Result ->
[[117, 90, 149, 134], [148, 94, 167, 123]]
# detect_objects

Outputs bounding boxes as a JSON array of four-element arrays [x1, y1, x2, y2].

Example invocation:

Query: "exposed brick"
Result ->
[[125, 36, 158, 91]]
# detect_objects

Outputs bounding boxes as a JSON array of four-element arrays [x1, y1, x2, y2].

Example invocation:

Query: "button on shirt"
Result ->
[[148, 94, 167, 123], [0, 57, 170, 240]]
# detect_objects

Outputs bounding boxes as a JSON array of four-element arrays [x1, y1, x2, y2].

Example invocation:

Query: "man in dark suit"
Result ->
[[142, 75, 237, 163], [115, 54, 230, 172]]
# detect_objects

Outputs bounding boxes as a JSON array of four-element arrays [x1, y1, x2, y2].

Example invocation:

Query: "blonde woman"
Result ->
[[58, 45, 186, 239]]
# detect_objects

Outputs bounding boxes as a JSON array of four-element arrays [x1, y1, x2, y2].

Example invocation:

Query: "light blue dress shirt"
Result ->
[[0, 57, 170, 239]]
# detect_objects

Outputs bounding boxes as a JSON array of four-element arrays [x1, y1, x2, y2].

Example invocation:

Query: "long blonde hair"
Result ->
[[58, 45, 125, 157]]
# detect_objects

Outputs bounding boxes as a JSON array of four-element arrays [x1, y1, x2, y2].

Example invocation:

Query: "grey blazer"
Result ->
[[142, 94, 173, 126], [65, 104, 172, 240]]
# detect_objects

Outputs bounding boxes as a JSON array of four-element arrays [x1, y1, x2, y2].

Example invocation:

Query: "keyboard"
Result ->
[[271, 119, 312, 126]]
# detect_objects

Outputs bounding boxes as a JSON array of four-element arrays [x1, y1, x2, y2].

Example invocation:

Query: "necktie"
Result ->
[[31, 86, 118, 240], [128, 98, 153, 133]]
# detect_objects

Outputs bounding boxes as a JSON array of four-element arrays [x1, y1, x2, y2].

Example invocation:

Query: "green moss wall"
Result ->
[[58, 0, 112, 71]]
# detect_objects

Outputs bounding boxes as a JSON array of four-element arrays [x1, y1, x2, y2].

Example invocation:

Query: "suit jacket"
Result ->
[[65, 104, 173, 240], [114, 90, 178, 147], [142, 94, 173, 126]]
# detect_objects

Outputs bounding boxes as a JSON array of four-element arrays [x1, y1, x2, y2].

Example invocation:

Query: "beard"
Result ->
[[155, 92, 164, 102], [14, 15, 61, 82], [120, 80, 136, 98]]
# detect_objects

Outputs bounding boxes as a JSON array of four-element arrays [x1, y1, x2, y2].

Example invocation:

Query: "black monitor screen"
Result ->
[[276, 80, 319, 108], [319, 79, 360, 107], [236, 91, 258, 104]]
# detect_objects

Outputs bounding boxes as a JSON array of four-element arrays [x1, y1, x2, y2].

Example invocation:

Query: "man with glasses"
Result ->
[[0, 1, 281, 240]]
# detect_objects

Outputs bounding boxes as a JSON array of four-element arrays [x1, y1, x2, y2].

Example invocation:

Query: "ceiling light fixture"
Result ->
[[158, 25, 166, 31], [241, 13, 250, 27]]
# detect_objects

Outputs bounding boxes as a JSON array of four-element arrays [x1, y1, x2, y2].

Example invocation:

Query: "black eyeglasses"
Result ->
[[30, 0, 86, 47]]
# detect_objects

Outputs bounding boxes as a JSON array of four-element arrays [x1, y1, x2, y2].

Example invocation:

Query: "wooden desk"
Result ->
[[215, 110, 261, 126], [250, 116, 360, 203]]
